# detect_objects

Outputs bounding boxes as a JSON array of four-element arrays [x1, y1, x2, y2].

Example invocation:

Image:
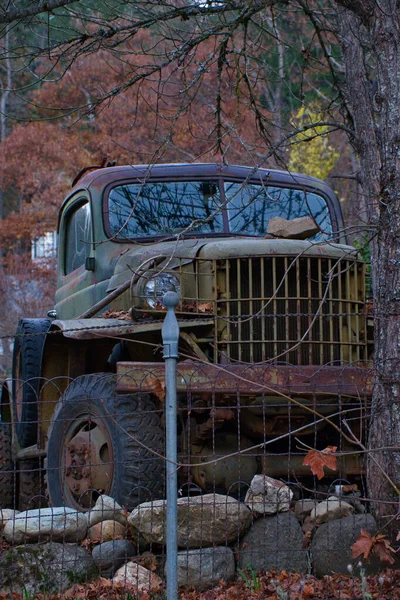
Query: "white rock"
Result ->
[[310, 496, 354, 525], [0, 509, 20, 527], [113, 561, 162, 591], [3, 507, 88, 544], [88, 495, 127, 527], [245, 475, 293, 515], [128, 494, 252, 547]]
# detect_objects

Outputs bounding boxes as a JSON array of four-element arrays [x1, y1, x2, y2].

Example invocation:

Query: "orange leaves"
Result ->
[[198, 301, 213, 313], [351, 529, 396, 564], [147, 376, 166, 402], [302, 446, 337, 480]]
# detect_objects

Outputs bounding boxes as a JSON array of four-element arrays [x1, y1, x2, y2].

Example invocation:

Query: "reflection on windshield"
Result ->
[[224, 183, 332, 240], [107, 180, 332, 239], [108, 181, 223, 237]]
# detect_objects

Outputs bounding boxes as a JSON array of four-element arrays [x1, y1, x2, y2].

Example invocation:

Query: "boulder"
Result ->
[[128, 494, 251, 547], [267, 216, 320, 240], [88, 495, 127, 527], [171, 547, 235, 590], [0, 509, 19, 527], [3, 507, 88, 544], [0, 542, 96, 595], [311, 514, 377, 577], [310, 496, 354, 525], [294, 499, 316, 521], [87, 520, 127, 541], [245, 475, 293, 515], [238, 512, 308, 573], [113, 561, 162, 591], [92, 540, 136, 578]]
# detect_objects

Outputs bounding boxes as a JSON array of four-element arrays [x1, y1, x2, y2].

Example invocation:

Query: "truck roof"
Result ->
[[69, 163, 334, 195]]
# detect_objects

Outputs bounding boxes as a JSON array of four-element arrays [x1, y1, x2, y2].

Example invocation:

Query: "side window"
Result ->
[[64, 202, 92, 274]]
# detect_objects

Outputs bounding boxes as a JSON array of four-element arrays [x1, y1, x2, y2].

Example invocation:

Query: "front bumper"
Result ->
[[116, 361, 373, 400]]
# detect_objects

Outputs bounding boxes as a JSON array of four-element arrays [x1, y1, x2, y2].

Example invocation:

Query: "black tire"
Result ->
[[12, 319, 52, 447], [46, 374, 165, 510], [0, 422, 14, 508], [18, 459, 48, 511]]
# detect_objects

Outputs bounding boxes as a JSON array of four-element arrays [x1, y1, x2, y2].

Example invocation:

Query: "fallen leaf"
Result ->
[[303, 582, 314, 597], [302, 536, 311, 548], [373, 534, 396, 564], [351, 529, 374, 560], [342, 483, 359, 494], [352, 530, 396, 564], [147, 376, 166, 402], [198, 301, 213, 313], [302, 446, 337, 479]]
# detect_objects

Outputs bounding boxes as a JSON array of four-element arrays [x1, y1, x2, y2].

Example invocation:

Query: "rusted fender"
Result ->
[[50, 317, 214, 340]]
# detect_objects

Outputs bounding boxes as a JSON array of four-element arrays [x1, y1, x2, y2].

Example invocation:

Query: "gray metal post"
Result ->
[[162, 291, 180, 600]]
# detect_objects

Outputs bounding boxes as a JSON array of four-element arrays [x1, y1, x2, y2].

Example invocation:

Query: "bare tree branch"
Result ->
[[0, 0, 78, 24]]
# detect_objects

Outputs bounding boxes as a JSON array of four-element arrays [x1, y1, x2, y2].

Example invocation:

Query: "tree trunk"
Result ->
[[336, 1, 400, 523]]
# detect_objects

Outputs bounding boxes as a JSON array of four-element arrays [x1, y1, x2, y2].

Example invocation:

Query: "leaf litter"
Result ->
[[2, 568, 399, 600]]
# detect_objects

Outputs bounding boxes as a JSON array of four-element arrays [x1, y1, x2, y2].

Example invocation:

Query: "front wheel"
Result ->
[[0, 422, 14, 508], [12, 319, 51, 447], [45, 374, 165, 510]]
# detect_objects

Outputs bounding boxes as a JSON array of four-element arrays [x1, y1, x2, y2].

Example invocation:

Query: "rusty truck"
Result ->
[[0, 163, 373, 510]]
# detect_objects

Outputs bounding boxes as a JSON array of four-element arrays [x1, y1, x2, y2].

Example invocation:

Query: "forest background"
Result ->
[[0, 0, 399, 529]]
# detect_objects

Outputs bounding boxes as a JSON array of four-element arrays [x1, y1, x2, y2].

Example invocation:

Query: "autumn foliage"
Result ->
[[352, 529, 396, 565], [302, 446, 337, 480]]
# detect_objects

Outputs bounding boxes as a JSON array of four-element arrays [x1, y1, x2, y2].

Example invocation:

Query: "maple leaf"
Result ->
[[352, 530, 396, 564], [373, 534, 396, 564], [302, 446, 337, 479], [351, 529, 374, 560]]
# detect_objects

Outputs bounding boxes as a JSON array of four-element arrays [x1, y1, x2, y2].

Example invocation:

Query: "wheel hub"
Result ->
[[64, 419, 113, 505]]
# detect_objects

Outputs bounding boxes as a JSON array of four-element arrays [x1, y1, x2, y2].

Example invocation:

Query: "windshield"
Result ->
[[107, 181, 223, 237], [107, 180, 332, 239], [224, 183, 332, 239]]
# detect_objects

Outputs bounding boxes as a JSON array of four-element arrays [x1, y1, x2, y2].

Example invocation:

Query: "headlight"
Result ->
[[143, 273, 181, 309]]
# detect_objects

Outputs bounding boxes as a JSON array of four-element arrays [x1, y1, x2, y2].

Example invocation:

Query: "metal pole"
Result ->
[[162, 291, 180, 600]]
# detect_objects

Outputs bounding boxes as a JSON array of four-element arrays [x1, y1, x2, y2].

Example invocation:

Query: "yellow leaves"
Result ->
[[288, 106, 339, 181]]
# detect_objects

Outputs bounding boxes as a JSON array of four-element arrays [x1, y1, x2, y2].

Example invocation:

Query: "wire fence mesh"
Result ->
[[0, 323, 399, 599]]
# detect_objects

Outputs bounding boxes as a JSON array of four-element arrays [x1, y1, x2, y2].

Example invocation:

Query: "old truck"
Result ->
[[0, 163, 373, 510]]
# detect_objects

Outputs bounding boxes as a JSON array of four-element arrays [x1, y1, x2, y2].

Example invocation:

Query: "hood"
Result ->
[[197, 238, 357, 260], [106, 238, 209, 291], [107, 236, 358, 292]]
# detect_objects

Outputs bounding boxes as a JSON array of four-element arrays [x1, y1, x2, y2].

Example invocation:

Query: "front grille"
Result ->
[[215, 256, 369, 365]]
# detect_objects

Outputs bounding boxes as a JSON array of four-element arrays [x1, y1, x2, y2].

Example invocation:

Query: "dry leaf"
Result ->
[[352, 530, 396, 564], [351, 529, 374, 560], [147, 377, 166, 402], [302, 446, 337, 479], [303, 582, 314, 597], [342, 484, 359, 493], [373, 534, 396, 564], [198, 301, 213, 313]]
